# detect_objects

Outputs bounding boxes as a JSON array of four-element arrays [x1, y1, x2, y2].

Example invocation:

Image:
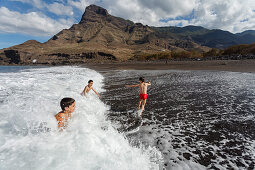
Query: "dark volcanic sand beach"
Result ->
[[85, 59, 255, 73], [92, 61, 255, 169]]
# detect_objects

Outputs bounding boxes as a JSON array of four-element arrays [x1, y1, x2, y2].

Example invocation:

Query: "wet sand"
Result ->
[[85, 59, 255, 73], [101, 69, 255, 169], [87, 60, 255, 169]]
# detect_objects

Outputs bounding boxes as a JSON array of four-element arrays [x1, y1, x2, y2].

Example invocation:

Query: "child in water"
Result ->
[[126, 77, 151, 117], [55, 98, 76, 130], [82, 80, 101, 98]]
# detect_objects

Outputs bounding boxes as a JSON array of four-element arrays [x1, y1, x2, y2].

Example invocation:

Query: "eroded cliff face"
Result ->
[[0, 5, 208, 65]]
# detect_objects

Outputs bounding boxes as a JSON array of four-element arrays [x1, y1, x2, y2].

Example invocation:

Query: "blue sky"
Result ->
[[0, 0, 255, 49], [0, 0, 83, 49]]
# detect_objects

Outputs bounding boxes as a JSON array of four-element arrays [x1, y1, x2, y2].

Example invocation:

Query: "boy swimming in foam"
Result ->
[[55, 98, 76, 130], [126, 77, 151, 117], [82, 80, 101, 98]]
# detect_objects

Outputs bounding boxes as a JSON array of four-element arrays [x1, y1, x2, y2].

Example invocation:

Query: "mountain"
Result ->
[[236, 30, 255, 36], [0, 5, 255, 65], [153, 26, 255, 48]]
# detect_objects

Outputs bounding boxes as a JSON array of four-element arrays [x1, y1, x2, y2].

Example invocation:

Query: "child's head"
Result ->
[[139, 77, 145, 83], [60, 98, 76, 112], [88, 80, 93, 86]]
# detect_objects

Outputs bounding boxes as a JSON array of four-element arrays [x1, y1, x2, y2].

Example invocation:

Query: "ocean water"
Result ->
[[0, 66, 162, 170], [102, 70, 255, 170]]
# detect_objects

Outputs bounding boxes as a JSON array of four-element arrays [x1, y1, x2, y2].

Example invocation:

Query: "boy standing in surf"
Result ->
[[82, 80, 101, 98], [55, 98, 76, 130], [126, 77, 151, 117]]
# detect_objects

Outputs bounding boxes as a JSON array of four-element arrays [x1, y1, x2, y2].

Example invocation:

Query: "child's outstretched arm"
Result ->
[[125, 84, 140, 88], [92, 88, 101, 98], [147, 82, 151, 86]]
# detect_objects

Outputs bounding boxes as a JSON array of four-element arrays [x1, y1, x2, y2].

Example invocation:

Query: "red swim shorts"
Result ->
[[139, 94, 147, 100]]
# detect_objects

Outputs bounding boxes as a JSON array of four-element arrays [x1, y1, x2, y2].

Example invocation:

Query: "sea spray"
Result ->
[[0, 66, 162, 170]]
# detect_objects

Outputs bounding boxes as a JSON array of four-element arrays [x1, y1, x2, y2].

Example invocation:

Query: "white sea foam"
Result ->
[[0, 66, 162, 170]]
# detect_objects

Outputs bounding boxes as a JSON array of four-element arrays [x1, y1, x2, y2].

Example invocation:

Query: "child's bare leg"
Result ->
[[138, 99, 142, 110], [139, 99, 147, 117]]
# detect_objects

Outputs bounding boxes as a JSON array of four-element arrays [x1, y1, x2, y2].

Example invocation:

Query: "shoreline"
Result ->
[[84, 59, 255, 73], [1, 59, 255, 73]]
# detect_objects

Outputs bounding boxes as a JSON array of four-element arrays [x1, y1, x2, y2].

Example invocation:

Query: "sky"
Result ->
[[0, 0, 255, 49]]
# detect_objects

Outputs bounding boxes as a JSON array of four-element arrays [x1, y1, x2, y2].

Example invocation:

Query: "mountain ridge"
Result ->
[[0, 4, 255, 65]]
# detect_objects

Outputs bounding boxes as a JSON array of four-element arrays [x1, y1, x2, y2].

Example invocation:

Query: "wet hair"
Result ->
[[88, 80, 93, 83], [139, 77, 145, 82], [60, 98, 75, 111]]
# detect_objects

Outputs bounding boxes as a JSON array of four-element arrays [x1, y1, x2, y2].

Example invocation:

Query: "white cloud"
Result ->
[[68, 0, 90, 11], [137, 0, 196, 18], [68, 0, 255, 33], [68, 0, 93, 12], [5, 0, 255, 33], [10, 0, 74, 16], [106, 0, 255, 33], [0, 7, 73, 36], [98, 0, 197, 27], [47, 2, 74, 16], [190, 0, 255, 33], [67, 0, 197, 25], [10, 0, 45, 9]]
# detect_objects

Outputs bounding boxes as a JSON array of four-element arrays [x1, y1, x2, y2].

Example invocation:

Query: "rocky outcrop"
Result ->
[[4, 50, 21, 64], [80, 5, 110, 24]]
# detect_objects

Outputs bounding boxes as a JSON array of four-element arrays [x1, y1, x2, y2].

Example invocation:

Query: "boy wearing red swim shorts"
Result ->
[[126, 77, 151, 117]]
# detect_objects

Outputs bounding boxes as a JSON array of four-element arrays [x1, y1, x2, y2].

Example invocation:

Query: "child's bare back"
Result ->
[[126, 77, 151, 117], [139, 82, 150, 94]]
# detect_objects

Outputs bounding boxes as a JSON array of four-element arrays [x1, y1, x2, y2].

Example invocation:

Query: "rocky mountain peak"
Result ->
[[80, 5, 109, 23]]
